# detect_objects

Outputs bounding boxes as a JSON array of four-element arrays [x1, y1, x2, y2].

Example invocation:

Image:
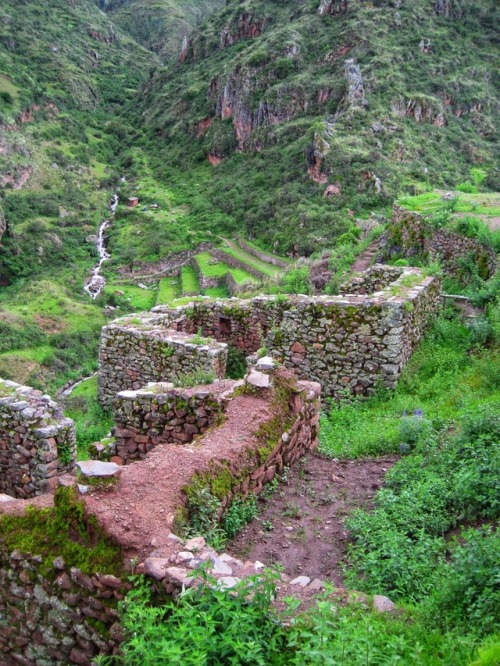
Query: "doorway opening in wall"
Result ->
[[219, 317, 232, 336]]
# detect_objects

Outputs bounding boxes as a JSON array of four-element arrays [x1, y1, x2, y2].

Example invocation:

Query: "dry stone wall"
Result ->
[[0, 548, 128, 665], [98, 320, 227, 407], [381, 205, 497, 280], [101, 265, 439, 404], [268, 269, 440, 398], [237, 237, 289, 268], [340, 265, 404, 294], [0, 379, 76, 498], [104, 382, 237, 463]]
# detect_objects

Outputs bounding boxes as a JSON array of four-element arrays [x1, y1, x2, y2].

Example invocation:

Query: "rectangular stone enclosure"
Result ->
[[98, 266, 440, 406]]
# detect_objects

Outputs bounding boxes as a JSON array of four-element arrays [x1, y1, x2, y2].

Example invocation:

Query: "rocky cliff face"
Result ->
[[0, 206, 6, 243], [318, 0, 348, 16], [135, 0, 498, 248]]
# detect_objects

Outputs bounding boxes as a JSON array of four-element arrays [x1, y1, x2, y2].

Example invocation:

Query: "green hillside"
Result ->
[[136, 0, 498, 253], [0, 0, 156, 390], [95, 0, 225, 60]]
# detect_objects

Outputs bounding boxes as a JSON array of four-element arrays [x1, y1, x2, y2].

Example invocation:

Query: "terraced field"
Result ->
[[106, 239, 291, 310], [195, 251, 256, 285], [219, 239, 281, 277]]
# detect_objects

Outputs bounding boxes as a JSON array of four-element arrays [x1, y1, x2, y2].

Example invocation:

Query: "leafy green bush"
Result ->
[[105, 573, 477, 666], [456, 182, 477, 193], [345, 407, 500, 602], [222, 496, 258, 538], [226, 346, 248, 379], [423, 528, 500, 636]]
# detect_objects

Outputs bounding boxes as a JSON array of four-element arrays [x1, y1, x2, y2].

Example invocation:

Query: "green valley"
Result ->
[[0, 0, 498, 664]]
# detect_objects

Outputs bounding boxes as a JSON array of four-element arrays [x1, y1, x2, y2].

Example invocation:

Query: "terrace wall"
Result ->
[[0, 380, 76, 498], [209, 248, 265, 281], [381, 205, 497, 280], [237, 237, 289, 268]]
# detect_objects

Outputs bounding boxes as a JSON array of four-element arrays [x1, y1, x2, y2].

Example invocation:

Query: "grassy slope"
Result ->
[[135, 0, 498, 254], [97, 0, 225, 60], [0, 0, 155, 390]]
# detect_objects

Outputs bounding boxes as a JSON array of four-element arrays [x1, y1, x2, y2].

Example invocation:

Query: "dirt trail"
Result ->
[[351, 240, 379, 273], [230, 452, 397, 584], [83, 392, 271, 562]]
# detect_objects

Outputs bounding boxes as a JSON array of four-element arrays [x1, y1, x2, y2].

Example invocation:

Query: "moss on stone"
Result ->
[[0, 486, 124, 578]]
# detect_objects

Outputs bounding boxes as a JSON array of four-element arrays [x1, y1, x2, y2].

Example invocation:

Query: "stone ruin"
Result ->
[[98, 264, 441, 407], [0, 379, 76, 499], [0, 364, 321, 665], [381, 205, 497, 280], [0, 264, 440, 664]]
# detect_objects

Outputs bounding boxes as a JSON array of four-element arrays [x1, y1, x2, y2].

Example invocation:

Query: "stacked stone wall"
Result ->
[[268, 270, 440, 398], [190, 256, 220, 290], [381, 205, 497, 280], [0, 550, 128, 665], [98, 323, 227, 407], [0, 370, 321, 665], [107, 382, 236, 463], [237, 237, 289, 268], [0, 380, 75, 498], [340, 265, 404, 294], [209, 248, 265, 281]]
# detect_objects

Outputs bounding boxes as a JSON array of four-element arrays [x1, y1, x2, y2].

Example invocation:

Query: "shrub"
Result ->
[[226, 346, 247, 379], [423, 528, 500, 636]]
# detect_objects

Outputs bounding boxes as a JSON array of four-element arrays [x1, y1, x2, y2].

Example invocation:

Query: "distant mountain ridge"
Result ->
[[94, 0, 225, 60], [134, 0, 499, 251]]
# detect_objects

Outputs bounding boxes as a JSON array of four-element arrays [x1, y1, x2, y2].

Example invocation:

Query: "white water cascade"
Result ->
[[84, 194, 118, 299]]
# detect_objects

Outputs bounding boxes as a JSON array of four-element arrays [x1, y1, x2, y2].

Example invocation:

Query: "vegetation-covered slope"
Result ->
[[95, 0, 225, 60], [0, 0, 156, 388], [136, 0, 499, 253]]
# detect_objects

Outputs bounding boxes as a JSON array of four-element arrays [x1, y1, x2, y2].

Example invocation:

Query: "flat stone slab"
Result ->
[[0, 494, 15, 503], [246, 370, 270, 389], [290, 576, 311, 587], [256, 356, 275, 371], [76, 461, 122, 478]]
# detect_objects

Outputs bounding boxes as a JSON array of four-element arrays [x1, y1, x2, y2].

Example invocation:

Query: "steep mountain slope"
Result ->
[[0, 0, 156, 387], [95, 0, 225, 60], [137, 0, 499, 253]]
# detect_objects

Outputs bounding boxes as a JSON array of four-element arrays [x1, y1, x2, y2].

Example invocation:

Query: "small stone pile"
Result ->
[[142, 533, 396, 614], [0, 379, 76, 498]]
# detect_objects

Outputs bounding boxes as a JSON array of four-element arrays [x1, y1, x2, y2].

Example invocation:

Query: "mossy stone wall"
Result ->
[[0, 379, 76, 499], [98, 322, 227, 407], [0, 488, 127, 666], [382, 205, 497, 280]]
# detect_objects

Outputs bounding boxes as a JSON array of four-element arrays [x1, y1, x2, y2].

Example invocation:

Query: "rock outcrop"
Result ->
[[0, 205, 5, 243], [318, 0, 348, 16]]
